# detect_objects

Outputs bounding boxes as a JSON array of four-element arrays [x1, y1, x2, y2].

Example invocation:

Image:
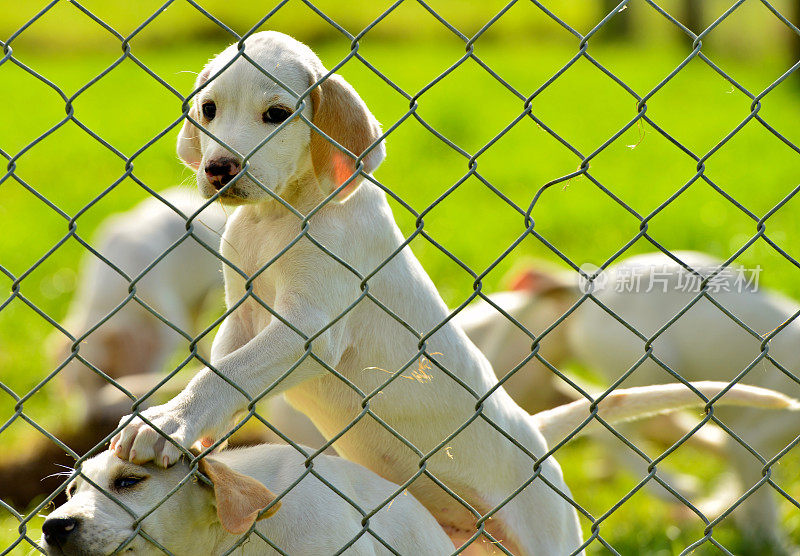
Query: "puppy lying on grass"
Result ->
[[45, 382, 798, 555], [40, 444, 456, 555]]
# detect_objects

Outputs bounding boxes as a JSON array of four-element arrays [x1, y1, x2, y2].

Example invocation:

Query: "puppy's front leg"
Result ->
[[110, 300, 342, 467]]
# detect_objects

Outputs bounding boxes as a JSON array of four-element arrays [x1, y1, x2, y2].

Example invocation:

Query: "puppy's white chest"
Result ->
[[220, 209, 285, 322]]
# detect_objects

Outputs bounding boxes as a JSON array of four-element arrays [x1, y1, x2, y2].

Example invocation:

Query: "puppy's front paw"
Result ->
[[110, 405, 197, 467]]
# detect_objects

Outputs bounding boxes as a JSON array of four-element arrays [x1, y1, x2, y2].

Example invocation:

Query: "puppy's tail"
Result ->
[[532, 381, 800, 447]]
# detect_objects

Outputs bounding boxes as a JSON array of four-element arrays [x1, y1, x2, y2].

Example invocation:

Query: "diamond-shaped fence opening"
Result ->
[[2, 1, 800, 554]]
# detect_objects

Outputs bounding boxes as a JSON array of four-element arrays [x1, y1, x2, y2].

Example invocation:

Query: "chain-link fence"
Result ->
[[2, 0, 800, 554]]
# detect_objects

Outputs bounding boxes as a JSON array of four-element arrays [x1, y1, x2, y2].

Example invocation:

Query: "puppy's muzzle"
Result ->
[[42, 516, 80, 549], [205, 157, 241, 191]]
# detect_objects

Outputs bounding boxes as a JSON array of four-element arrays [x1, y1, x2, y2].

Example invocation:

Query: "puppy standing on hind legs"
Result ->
[[110, 32, 798, 554]]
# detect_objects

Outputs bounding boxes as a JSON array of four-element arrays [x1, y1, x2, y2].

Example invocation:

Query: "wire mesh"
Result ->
[[2, 0, 800, 554]]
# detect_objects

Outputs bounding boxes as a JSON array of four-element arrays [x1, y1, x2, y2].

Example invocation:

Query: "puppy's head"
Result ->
[[178, 31, 385, 206], [40, 451, 280, 555]]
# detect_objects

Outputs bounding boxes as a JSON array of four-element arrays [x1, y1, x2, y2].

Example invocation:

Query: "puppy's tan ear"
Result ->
[[199, 457, 281, 535], [177, 66, 212, 170], [508, 267, 572, 297], [310, 73, 385, 202]]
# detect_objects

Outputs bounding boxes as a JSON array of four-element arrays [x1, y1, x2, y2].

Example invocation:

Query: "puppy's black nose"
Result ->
[[205, 157, 241, 191], [42, 517, 79, 545]]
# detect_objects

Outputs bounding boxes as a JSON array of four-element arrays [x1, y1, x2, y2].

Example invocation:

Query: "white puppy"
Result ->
[[49, 188, 225, 418], [569, 251, 800, 545], [40, 445, 455, 555], [108, 33, 796, 554], [266, 270, 576, 450]]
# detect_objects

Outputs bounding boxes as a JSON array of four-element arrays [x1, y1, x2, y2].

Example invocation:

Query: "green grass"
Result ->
[[3, 3, 800, 554]]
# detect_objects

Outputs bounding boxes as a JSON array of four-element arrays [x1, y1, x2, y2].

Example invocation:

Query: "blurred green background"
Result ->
[[2, 0, 800, 554]]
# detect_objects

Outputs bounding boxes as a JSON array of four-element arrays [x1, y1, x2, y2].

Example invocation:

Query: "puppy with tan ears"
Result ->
[[40, 445, 455, 555], [109, 32, 799, 554]]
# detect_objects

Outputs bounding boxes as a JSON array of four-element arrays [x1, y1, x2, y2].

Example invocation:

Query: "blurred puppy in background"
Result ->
[[569, 251, 800, 547], [445, 253, 800, 547], [0, 189, 227, 510], [48, 187, 226, 420]]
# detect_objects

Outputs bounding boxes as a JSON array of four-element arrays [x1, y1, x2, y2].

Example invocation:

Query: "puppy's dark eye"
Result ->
[[263, 106, 292, 124], [113, 476, 145, 490], [202, 101, 216, 121], [67, 484, 77, 498]]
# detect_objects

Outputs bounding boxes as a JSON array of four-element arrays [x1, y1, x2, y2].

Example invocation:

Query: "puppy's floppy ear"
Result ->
[[507, 267, 576, 303], [509, 269, 566, 294], [177, 66, 212, 170], [310, 73, 385, 202], [198, 457, 281, 535]]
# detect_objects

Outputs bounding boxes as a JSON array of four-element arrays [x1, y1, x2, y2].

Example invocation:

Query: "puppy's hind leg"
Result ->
[[481, 457, 585, 556]]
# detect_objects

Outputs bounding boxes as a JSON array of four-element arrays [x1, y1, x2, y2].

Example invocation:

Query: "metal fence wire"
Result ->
[[2, 0, 800, 554]]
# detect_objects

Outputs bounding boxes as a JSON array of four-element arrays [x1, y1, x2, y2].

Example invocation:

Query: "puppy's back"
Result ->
[[216, 445, 454, 554]]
